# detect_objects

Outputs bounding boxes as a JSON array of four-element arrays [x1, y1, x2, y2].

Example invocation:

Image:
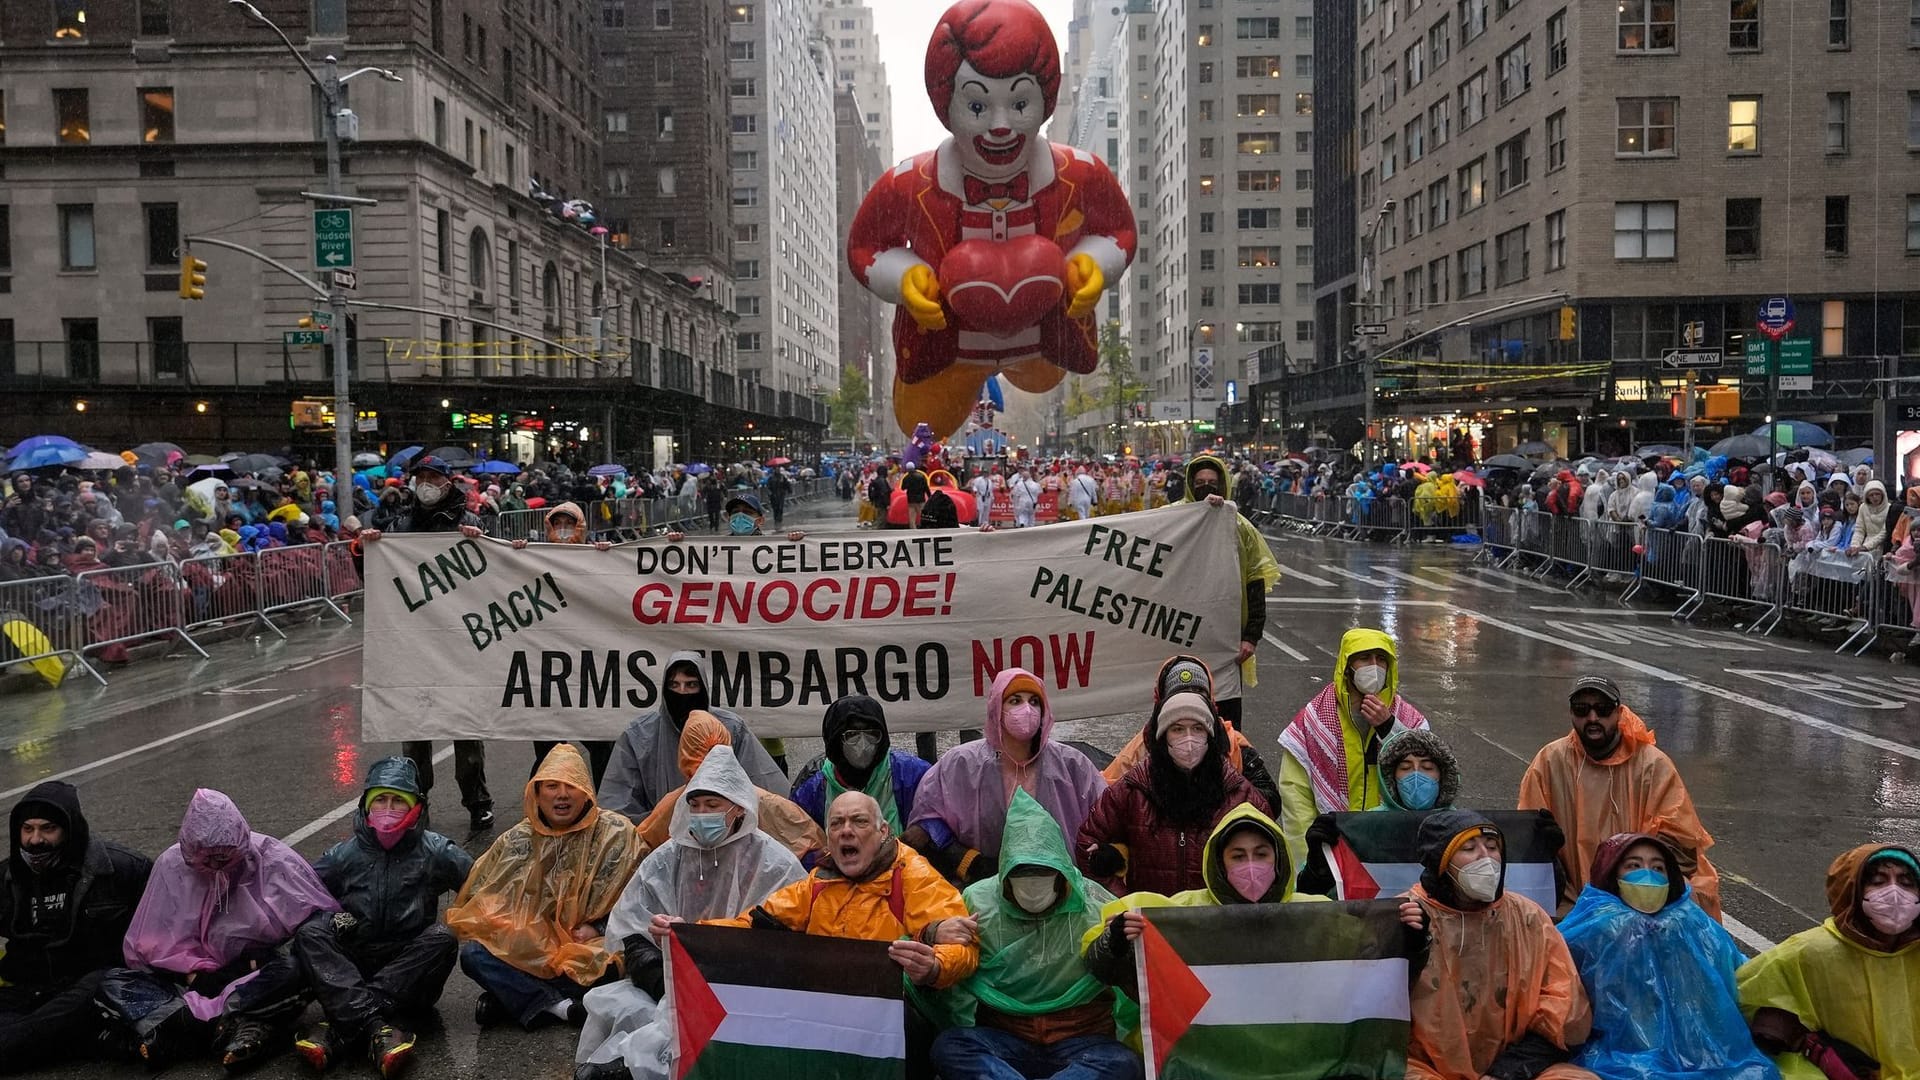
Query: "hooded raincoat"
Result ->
[[576, 746, 807, 1076], [1179, 454, 1281, 692], [633, 713, 823, 864], [598, 651, 788, 820], [2, 780, 152, 988], [121, 790, 340, 1021], [1099, 656, 1280, 809], [312, 756, 474, 946], [1559, 834, 1778, 1080], [792, 694, 932, 833], [908, 669, 1107, 866], [1277, 628, 1432, 869], [445, 744, 644, 985], [1736, 844, 1920, 1080], [1517, 706, 1721, 919], [1373, 728, 1462, 812], [1408, 810, 1597, 1080]]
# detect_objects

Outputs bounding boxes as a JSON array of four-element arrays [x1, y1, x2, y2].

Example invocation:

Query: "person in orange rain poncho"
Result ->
[[1518, 674, 1722, 919], [446, 744, 644, 1030], [633, 711, 823, 865], [1407, 810, 1598, 1080]]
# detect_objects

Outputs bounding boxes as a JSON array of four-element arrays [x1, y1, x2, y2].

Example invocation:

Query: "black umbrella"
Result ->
[[1633, 443, 1686, 459], [428, 446, 478, 469], [1512, 440, 1558, 458], [129, 441, 185, 463], [1484, 454, 1532, 470], [226, 453, 286, 474], [1709, 434, 1773, 460]]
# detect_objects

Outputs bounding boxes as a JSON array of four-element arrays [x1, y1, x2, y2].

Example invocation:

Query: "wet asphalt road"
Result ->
[[2, 496, 1917, 1079]]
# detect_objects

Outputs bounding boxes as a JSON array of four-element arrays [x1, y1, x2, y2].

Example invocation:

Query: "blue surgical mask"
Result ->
[[728, 513, 757, 535], [1618, 867, 1670, 914], [1395, 770, 1440, 810], [688, 811, 732, 847]]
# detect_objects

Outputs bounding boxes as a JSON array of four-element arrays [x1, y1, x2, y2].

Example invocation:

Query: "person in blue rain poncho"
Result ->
[[1558, 832, 1779, 1080]]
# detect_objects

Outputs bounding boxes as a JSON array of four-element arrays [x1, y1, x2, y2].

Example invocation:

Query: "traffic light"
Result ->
[[297, 316, 317, 330], [178, 253, 207, 300], [1557, 305, 1576, 341]]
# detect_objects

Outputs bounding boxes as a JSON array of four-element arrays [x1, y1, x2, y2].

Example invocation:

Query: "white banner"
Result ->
[[361, 503, 1245, 740]]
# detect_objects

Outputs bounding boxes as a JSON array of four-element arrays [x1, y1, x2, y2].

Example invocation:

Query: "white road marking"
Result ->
[[281, 745, 455, 847], [1721, 913, 1779, 953], [1462, 567, 1568, 594], [224, 644, 362, 690], [1269, 596, 1454, 608], [1419, 567, 1513, 592], [1270, 561, 1339, 588], [1262, 632, 1311, 662], [0, 694, 300, 800], [1318, 563, 1395, 589], [1527, 605, 1660, 616], [1373, 566, 1455, 592]]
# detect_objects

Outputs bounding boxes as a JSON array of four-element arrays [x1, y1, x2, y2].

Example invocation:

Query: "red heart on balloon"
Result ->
[[938, 236, 1068, 334]]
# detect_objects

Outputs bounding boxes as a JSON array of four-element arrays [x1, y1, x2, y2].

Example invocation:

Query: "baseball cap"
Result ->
[[1569, 674, 1621, 704]]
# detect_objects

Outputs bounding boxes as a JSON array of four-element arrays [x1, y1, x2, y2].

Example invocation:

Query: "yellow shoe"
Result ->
[[892, 366, 987, 441], [999, 357, 1067, 394]]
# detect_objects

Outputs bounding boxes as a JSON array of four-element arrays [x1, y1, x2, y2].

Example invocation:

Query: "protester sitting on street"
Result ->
[[292, 757, 474, 1077], [1099, 655, 1282, 810], [1075, 693, 1268, 897], [1519, 675, 1722, 919], [1276, 628, 1433, 872], [904, 668, 1107, 885], [1373, 728, 1462, 813], [574, 746, 806, 1080], [1405, 810, 1599, 1080], [632, 712, 822, 864], [792, 694, 933, 835], [923, 789, 1140, 1080], [0, 782, 152, 1075], [1556, 833, 1777, 1080], [98, 789, 340, 1070], [1171, 453, 1280, 726], [598, 651, 789, 820], [1737, 844, 1920, 1080], [447, 744, 644, 1031]]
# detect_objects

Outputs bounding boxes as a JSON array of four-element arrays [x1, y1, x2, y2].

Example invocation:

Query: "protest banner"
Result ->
[[362, 502, 1243, 740]]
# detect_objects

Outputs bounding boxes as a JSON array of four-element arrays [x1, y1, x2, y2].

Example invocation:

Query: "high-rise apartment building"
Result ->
[[729, 0, 841, 400], [820, 0, 893, 166], [821, 0, 892, 439]]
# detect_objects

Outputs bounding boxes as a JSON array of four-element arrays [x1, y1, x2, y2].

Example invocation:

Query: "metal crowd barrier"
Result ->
[[1875, 556, 1920, 652], [71, 562, 207, 664], [178, 551, 270, 637], [257, 542, 353, 627], [1698, 535, 1786, 635], [1584, 519, 1642, 589], [1340, 496, 1407, 542], [1635, 527, 1702, 611], [0, 573, 106, 686], [1783, 546, 1878, 653], [325, 540, 364, 604], [1477, 506, 1518, 565], [492, 508, 549, 542]]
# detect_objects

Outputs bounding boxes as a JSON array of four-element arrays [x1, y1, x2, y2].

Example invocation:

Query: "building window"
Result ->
[[1428, 179, 1450, 227], [0, 90, 7, 145], [1545, 209, 1567, 270], [1824, 195, 1849, 255], [1426, 257, 1448, 306], [734, 259, 760, 280], [1296, 168, 1313, 190], [1822, 300, 1846, 356], [1495, 225, 1530, 285], [1911, 92, 1920, 147], [1383, 64, 1398, 108], [605, 110, 628, 134], [1459, 0, 1487, 43], [725, 4, 753, 24], [1295, 93, 1313, 115], [1235, 17, 1282, 38], [139, 0, 170, 36], [1429, 20, 1451, 69], [730, 114, 756, 134], [1728, 97, 1760, 153], [1405, 269, 1424, 313], [1547, 8, 1567, 71], [1612, 304, 1679, 359], [1428, 98, 1451, 148], [1199, 212, 1216, 234], [429, 0, 444, 51], [1724, 197, 1761, 257], [432, 98, 447, 147], [54, 0, 87, 39], [1236, 55, 1282, 78], [1404, 118, 1425, 164], [59, 204, 95, 270], [143, 202, 178, 267], [1360, 105, 1375, 145], [1457, 242, 1487, 295], [1824, 93, 1849, 154], [1729, 0, 1760, 49], [1615, 201, 1678, 259], [1909, 196, 1920, 253], [138, 87, 175, 143], [1545, 110, 1566, 170], [727, 40, 754, 61], [1238, 284, 1284, 305], [1238, 170, 1286, 191], [653, 1, 672, 27], [1827, 0, 1848, 48], [737, 333, 762, 352], [1199, 249, 1218, 271], [1904, 299, 1920, 356], [65, 320, 99, 380], [730, 78, 756, 97], [1618, 0, 1677, 51], [730, 150, 757, 171], [605, 167, 630, 194], [1496, 39, 1531, 105], [1617, 98, 1677, 156], [1405, 43, 1426, 91], [731, 186, 756, 207], [1458, 157, 1486, 211], [657, 107, 675, 137], [1495, 132, 1529, 195], [0, 206, 10, 272], [1458, 69, 1487, 129], [1381, 135, 1397, 180], [53, 88, 89, 144], [1237, 131, 1281, 155], [435, 208, 451, 272]]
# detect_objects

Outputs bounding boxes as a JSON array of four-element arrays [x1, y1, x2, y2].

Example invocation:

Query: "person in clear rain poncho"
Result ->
[[574, 745, 805, 1080], [631, 712, 822, 865]]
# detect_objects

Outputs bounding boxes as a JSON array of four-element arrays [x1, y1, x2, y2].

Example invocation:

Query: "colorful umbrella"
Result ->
[[184, 463, 235, 484], [1753, 420, 1833, 449], [7, 435, 84, 458], [586, 463, 626, 477], [7, 444, 89, 470], [1451, 470, 1486, 488], [765, 457, 793, 467], [387, 446, 424, 471], [473, 460, 523, 475]]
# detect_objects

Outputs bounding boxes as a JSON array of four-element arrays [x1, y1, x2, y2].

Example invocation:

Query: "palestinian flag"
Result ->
[[1301, 810, 1565, 914], [1138, 901, 1415, 1080], [669, 924, 904, 1080]]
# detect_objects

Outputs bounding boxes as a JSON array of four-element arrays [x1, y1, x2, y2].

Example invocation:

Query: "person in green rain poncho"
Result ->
[[924, 790, 1142, 1080], [791, 695, 933, 840]]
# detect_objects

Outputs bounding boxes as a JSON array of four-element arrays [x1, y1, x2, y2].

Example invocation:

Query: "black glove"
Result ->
[[1105, 912, 1131, 951], [1086, 843, 1125, 878], [623, 933, 665, 999], [960, 850, 998, 885]]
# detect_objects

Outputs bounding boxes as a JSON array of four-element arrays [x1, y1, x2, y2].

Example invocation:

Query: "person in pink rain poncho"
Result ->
[[97, 788, 339, 1071]]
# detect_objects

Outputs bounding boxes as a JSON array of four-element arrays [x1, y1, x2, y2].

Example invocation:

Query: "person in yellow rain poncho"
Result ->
[[1276, 628, 1433, 873], [632, 711, 823, 865], [1737, 844, 1920, 1080], [1175, 453, 1281, 727], [446, 744, 644, 1030]]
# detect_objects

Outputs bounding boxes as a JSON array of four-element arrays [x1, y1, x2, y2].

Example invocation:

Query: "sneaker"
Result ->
[[366, 1023, 417, 1079], [220, 1018, 274, 1072], [469, 807, 495, 831], [293, 1021, 340, 1072], [575, 1062, 632, 1080], [137, 1006, 197, 1071], [473, 991, 509, 1029]]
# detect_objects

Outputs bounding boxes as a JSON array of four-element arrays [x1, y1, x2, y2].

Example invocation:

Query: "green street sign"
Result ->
[[308, 310, 334, 329], [313, 209, 354, 268], [284, 330, 327, 346], [1777, 337, 1812, 376], [1744, 338, 1769, 377]]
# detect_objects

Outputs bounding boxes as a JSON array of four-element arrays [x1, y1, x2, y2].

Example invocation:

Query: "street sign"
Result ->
[[284, 330, 327, 346], [313, 209, 354, 268], [1661, 348, 1722, 369], [1756, 296, 1795, 340], [1777, 337, 1812, 390], [1683, 320, 1706, 348], [307, 310, 334, 329], [329, 268, 358, 291], [1355, 323, 1389, 336], [1744, 338, 1769, 377]]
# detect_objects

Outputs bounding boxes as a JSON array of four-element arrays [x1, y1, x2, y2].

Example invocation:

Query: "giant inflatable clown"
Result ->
[[846, 0, 1138, 440]]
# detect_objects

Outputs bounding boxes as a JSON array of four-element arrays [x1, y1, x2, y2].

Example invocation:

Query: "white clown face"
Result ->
[[946, 61, 1047, 178]]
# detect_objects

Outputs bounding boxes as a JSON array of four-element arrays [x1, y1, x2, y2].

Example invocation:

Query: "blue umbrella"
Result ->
[[7, 444, 89, 470], [6, 434, 84, 458], [387, 446, 424, 471], [587, 463, 626, 477], [684, 463, 712, 475], [1753, 420, 1833, 449], [473, 460, 522, 475]]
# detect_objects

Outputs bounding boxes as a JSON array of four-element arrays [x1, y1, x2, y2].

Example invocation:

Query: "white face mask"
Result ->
[[1352, 663, 1388, 696], [411, 477, 450, 505], [840, 732, 881, 770], [1450, 856, 1503, 902], [1167, 731, 1209, 770], [1008, 875, 1059, 914]]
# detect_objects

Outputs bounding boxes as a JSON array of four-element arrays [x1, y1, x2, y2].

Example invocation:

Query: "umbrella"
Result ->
[[352, 452, 385, 469], [1531, 461, 1568, 482], [77, 450, 129, 471], [1632, 444, 1685, 459], [685, 463, 712, 475], [586, 463, 626, 477], [1837, 447, 1874, 468], [474, 460, 523, 475], [1406, 461, 1432, 473], [184, 478, 229, 518], [184, 453, 221, 466], [229, 477, 264, 491], [1513, 440, 1558, 458], [765, 456, 793, 467], [388, 446, 424, 471], [7, 435, 84, 458], [1754, 420, 1833, 448], [7, 444, 89, 471], [1484, 454, 1532, 470], [428, 446, 477, 468], [1452, 470, 1486, 488], [128, 441, 185, 462], [183, 463, 235, 484], [1709, 434, 1773, 460], [225, 453, 285, 475]]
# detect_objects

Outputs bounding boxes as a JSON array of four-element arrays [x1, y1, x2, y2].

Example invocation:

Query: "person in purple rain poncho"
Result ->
[[902, 668, 1107, 885], [97, 789, 339, 1071]]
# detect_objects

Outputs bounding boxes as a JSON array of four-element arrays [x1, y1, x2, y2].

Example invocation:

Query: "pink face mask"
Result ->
[[367, 804, 422, 850], [1862, 883, 1920, 937], [1226, 861, 1277, 902], [1002, 703, 1042, 741]]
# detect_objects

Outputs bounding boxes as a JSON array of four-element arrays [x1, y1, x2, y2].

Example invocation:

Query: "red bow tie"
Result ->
[[963, 174, 1031, 205]]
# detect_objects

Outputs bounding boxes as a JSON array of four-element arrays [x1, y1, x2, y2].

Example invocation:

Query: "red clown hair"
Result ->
[[925, 0, 1062, 127]]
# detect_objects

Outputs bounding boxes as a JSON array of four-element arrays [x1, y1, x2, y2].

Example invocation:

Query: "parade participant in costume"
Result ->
[[1558, 834, 1778, 1080], [904, 668, 1106, 884], [292, 757, 474, 1077], [1519, 675, 1721, 919], [632, 712, 823, 865], [1099, 655, 1281, 810], [448, 745, 644, 1031], [1738, 845, 1920, 1080], [573, 747, 806, 1080], [1174, 454, 1280, 726], [598, 651, 788, 820], [1276, 628, 1432, 872], [846, 0, 1138, 438], [793, 694, 933, 833], [99, 790, 340, 1070]]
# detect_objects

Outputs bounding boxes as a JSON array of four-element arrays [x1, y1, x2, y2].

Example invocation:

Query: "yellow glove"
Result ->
[[1064, 253, 1104, 320], [901, 264, 947, 332]]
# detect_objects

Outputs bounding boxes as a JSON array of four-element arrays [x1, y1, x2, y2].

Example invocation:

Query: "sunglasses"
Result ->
[[1570, 701, 1617, 718]]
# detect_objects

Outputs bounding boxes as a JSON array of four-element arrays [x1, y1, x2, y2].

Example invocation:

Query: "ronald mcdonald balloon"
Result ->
[[846, 0, 1138, 440]]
